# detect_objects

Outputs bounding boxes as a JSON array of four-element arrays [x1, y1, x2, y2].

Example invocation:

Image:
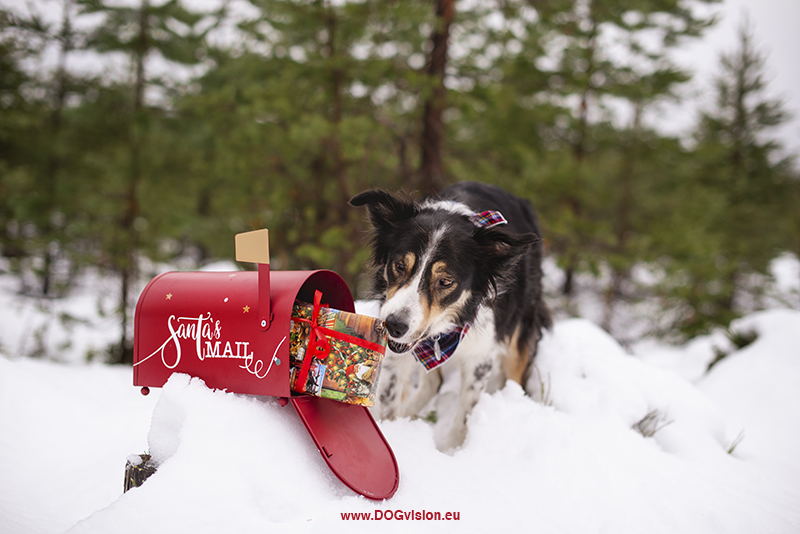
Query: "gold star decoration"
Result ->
[[243, 305, 250, 313], [166, 293, 173, 300]]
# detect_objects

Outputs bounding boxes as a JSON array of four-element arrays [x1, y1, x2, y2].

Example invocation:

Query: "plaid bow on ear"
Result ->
[[470, 210, 507, 228]]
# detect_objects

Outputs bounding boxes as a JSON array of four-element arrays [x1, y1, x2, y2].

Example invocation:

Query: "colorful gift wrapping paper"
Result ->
[[289, 296, 387, 406]]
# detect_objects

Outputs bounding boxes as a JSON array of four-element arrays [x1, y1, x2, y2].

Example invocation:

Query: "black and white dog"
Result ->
[[350, 181, 551, 450]]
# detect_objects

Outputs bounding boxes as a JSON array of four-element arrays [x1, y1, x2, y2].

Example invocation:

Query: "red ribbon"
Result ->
[[292, 290, 386, 394]]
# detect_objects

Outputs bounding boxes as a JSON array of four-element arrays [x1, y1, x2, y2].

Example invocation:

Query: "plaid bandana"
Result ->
[[412, 322, 472, 372], [469, 210, 507, 228]]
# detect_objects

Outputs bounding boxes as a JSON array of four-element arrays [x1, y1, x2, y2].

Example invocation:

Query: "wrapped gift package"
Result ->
[[289, 293, 387, 406]]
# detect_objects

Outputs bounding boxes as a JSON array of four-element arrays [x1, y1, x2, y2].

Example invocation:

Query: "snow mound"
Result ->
[[2, 310, 799, 533], [699, 310, 800, 475], [0, 358, 157, 534], [530, 319, 735, 458]]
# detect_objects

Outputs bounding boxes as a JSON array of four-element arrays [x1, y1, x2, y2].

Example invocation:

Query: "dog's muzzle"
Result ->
[[384, 312, 415, 353]]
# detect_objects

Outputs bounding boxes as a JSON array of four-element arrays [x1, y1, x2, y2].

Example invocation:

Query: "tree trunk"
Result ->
[[117, 0, 149, 364], [418, 0, 454, 195], [561, 18, 597, 298], [41, 0, 74, 297], [325, 6, 351, 218], [601, 106, 641, 332]]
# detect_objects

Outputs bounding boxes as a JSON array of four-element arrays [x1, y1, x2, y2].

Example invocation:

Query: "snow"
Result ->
[[699, 310, 800, 475], [0, 358, 157, 534], [1, 274, 800, 533]]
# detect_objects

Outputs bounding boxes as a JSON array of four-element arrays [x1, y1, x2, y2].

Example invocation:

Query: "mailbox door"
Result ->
[[292, 396, 399, 501]]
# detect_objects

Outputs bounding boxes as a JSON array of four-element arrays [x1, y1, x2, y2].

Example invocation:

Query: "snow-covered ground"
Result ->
[[1, 264, 799, 533]]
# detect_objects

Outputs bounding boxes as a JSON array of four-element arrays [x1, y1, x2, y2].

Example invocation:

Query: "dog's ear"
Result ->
[[473, 227, 540, 294], [349, 190, 418, 231], [474, 227, 540, 262]]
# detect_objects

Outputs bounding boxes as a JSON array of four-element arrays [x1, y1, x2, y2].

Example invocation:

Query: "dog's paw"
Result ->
[[435, 418, 468, 452]]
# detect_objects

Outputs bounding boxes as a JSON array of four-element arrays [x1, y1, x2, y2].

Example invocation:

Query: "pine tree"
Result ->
[[77, 0, 213, 363], [666, 20, 795, 337], [0, 1, 92, 296], [172, 0, 433, 291], [441, 0, 717, 326], [0, 8, 37, 263], [532, 0, 716, 303]]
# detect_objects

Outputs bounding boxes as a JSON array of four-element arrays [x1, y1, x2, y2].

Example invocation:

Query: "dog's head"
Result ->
[[350, 189, 539, 353]]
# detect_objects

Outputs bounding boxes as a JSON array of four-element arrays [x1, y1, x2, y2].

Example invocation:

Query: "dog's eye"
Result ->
[[393, 260, 406, 274], [439, 279, 454, 288]]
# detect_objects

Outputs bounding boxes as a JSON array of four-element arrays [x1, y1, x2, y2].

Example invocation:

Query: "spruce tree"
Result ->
[[77, 0, 213, 363], [668, 21, 796, 337], [442, 0, 717, 326], [174, 0, 432, 291], [0, 8, 37, 265], [0, 1, 92, 296], [531, 0, 716, 303]]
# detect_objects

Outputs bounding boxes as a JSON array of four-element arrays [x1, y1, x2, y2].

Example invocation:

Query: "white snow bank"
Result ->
[[1, 310, 799, 533], [0, 357, 157, 534], [699, 310, 800, 476]]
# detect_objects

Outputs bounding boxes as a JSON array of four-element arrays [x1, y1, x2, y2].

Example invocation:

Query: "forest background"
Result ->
[[0, 0, 798, 364]]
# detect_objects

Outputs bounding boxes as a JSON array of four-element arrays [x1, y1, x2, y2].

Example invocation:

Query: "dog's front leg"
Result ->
[[372, 352, 442, 420], [396, 367, 442, 419], [371, 350, 414, 420], [439, 358, 494, 451]]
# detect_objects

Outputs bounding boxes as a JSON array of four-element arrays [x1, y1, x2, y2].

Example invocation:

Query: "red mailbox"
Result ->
[[133, 229, 398, 500]]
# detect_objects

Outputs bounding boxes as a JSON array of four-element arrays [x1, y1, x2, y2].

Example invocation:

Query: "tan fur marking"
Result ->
[[404, 260, 464, 340], [416, 278, 435, 335], [501, 326, 531, 386], [431, 261, 448, 277], [424, 261, 455, 329], [430, 261, 456, 298], [386, 252, 416, 300], [404, 252, 416, 273]]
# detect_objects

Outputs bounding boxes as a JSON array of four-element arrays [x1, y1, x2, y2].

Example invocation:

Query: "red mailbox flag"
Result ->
[[133, 229, 398, 500]]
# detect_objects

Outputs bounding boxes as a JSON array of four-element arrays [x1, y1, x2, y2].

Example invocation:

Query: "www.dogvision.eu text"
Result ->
[[341, 510, 461, 521]]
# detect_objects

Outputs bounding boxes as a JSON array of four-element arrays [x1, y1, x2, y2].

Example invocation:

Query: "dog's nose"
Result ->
[[384, 314, 409, 339]]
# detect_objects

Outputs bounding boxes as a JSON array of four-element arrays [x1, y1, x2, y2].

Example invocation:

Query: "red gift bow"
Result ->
[[291, 290, 386, 395]]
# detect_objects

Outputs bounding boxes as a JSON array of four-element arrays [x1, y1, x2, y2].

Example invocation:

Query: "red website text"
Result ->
[[341, 510, 460, 521]]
